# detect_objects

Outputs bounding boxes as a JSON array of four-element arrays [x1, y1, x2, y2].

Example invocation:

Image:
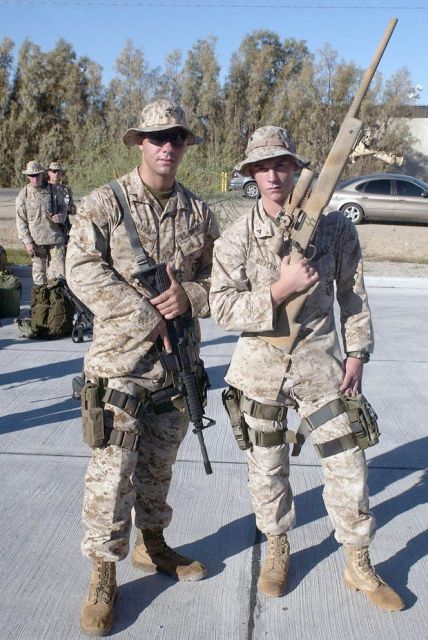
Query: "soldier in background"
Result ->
[[16, 160, 67, 285], [210, 126, 404, 611], [47, 161, 76, 234], [66, 100, 219, 636]]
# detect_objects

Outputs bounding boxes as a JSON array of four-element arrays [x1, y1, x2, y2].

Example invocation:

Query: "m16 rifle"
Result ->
[[108, 179, 215, 475], [134, 260, 215, 475], [260, 17, 398, 351]]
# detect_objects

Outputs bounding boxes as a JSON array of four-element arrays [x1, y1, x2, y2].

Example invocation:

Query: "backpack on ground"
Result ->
[[0, 269, 22, 318], [18, 278, 75, 339]]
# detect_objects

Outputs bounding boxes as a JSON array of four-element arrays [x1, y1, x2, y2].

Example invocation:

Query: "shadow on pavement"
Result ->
[[113, 513, 255, 633], [206, 363, 229, 390], [202, 334, 239, 347], [0, 356, 82, 387], [0, 396, 80, 432]]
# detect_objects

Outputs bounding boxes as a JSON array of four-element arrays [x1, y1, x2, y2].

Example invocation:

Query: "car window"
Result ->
[[359, 179, 392, 195], [395, 180, 424, 196]]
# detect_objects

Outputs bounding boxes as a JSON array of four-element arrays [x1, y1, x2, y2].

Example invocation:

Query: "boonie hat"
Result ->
[[22, 160, 47, 176], [123, 99, 201, 147], [48, 162, 65, 171], [236, 126, 309, 176]]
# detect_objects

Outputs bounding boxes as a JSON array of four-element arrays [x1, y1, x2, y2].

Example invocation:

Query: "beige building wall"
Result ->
[[400, 108, 428, 181]]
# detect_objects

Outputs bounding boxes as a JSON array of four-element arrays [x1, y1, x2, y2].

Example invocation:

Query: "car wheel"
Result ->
[[341, 203, 364, 224], [244, 182, 259, 198]]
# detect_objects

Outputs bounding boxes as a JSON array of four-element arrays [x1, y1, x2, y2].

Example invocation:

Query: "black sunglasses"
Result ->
[[50, 169, 62, 173], [146, 131, 188, 147]]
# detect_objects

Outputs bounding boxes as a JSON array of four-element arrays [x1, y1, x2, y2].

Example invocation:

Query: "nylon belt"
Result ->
[[105, 427, 140, 451], [103, 386, 178, 419], [102, 387, 147, 420], [246, 426, 302, 448], [314, 433, 358, 458], [293, 397, 354, 458], [299, 397, 346, 434], [240, 395, 288, 422]]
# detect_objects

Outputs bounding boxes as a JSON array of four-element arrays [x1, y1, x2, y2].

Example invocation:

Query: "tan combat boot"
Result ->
[[258, 533, 290, 597], [80, 559, 117, 637], [343, 544, 405, 611], [131, 528, 207, 581]]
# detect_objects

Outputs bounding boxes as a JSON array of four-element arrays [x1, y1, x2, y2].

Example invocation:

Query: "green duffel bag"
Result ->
[[0, 270, 22, 318]]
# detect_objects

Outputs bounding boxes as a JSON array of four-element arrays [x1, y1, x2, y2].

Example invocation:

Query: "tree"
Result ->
[[0, 37, 15, 184], [105, 39, 162, 138], [181, 37, 222, 156], [222, 32, 310, 169]]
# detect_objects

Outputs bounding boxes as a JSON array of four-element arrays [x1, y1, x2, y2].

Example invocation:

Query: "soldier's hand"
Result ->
[[146, 320, 172, 353], [150, 264, 190, 320], [25, 242, 36, 257], [340, 357, 363, 396], [51, 213, 62, 224], [271, 256, 319, 306]]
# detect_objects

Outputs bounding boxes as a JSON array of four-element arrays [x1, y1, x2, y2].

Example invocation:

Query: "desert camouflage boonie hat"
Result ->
[[236, 126, 309, 176], [48, 162, 65, 171], [123, 99, 201, 147], [22, 160, 47, 175]]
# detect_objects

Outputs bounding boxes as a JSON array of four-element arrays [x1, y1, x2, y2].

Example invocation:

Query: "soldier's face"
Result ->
[[48, 170, 62, 184], [28, 174, 44, 187], [250, 156, 297, 206], [139, 129, 187, 184]]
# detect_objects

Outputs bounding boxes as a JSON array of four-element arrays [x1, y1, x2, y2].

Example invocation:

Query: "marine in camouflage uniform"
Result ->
[[66, 100, 219, 636], [47, 161, 77, 233], [16, 160, 67, 285], [210, 126, 404, 610]]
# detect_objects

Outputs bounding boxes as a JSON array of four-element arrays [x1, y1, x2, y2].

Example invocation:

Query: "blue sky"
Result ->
[[1, 1, 427, 102]]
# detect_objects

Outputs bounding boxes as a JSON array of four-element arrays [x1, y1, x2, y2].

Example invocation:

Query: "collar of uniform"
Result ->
[[253, 199, 278, 239], [126, 166, 185, 216]]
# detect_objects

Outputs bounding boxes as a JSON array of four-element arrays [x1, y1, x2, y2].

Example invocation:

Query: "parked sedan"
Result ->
[[227, 170, 260, 198], [328, 173, 428, 224]]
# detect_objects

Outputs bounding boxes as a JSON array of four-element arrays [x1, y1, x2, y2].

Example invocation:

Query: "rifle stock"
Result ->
[[262, 18, 398, 350]]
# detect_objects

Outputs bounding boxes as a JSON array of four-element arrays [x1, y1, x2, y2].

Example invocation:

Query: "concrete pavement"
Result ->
[[0, 265, 426, 640]]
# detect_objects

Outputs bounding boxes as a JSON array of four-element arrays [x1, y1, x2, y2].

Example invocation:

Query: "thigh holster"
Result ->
[[296, 394, 380, 458], [222, 386, 292, 451]]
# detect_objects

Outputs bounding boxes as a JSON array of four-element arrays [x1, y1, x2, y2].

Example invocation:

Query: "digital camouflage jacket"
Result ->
[[16, 183, 67, 245], [66, 167, 219, 380], [209, 203, 374, 403]]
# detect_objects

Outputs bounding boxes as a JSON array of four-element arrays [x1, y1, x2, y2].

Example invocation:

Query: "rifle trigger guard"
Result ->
[[290, 239, 304, 255], [192, 416, 216, 434]]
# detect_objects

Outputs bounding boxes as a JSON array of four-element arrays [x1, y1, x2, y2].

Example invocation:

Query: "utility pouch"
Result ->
[[345, 393, 380, 450], [221, 386, 251, 451], [81, 382, 105, 448]]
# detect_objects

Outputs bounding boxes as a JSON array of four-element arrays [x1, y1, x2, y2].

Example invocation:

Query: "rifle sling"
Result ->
[[108, 180, 151, 270]]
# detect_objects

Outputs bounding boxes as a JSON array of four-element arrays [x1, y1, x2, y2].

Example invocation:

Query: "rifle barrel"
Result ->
[[348, 17, 398, 119]]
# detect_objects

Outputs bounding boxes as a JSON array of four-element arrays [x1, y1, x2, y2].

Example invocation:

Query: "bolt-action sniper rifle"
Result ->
[[260, 17, 398, 351], [133, 260, 215, 475]]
